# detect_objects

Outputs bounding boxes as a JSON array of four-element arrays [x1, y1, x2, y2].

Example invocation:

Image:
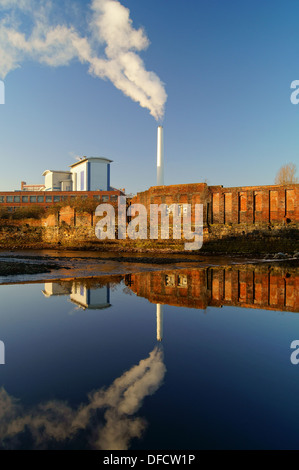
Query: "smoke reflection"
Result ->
[[0, 345, 166, 450]]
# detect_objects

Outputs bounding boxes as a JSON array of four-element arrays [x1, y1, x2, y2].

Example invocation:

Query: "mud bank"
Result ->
[[0, 250, 298, 285]]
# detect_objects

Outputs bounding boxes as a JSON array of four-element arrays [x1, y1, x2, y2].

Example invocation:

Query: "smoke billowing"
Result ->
[[0, 346, 166, 450], [0, 0, 167, 120]]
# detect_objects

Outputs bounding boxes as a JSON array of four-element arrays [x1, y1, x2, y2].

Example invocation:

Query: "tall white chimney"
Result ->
[[157, 125, 164, 186]]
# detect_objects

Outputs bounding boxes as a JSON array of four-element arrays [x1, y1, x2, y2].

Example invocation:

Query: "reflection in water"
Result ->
[[42, 281, 111, 310], [156, 304, 163, 342], [41, 264, 298, 315], [0, 263, 298, 449], [126, 265, 299, 313], [42, 280, 165, 341], [0, 345, 166, 450]]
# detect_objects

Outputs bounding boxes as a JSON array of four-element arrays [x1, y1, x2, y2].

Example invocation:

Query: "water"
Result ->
[[0, 264, 298, 450]]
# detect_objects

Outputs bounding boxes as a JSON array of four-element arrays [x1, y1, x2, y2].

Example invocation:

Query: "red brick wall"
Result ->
[[132, 183, 299, 226]]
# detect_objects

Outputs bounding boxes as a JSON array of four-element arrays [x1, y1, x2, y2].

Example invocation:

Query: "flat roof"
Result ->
[[69, 157, 113, 169], [42, 170, 71, 176]]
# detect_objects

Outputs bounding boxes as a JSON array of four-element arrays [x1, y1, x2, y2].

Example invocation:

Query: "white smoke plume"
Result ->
[[0, 345, 166, 450], [0, 0, 167, 120]]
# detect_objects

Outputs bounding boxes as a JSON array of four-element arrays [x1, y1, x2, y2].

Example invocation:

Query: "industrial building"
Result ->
[[0, 156, 122, 210], [42, 157, 111, 192]]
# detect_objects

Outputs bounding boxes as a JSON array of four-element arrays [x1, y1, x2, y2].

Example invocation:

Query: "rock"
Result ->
[[273, 252, 288, 259]]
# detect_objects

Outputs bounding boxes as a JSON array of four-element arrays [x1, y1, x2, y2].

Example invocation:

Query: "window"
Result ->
[[165, 274, 175, 287], [0, 196, 4, 203], [37, 196, 44, 203], [102, 195, 109, 202], [93, 195, 101, 200], [45, 196, 52, 202], [110, 195, 117, 202], [178, 275, 188, 287], [22, 196, 29, 203], [6, 196, 13, 202], [14, 196, 20, 203], [30, 196, 37, 203], [178, 205, 182, 216], [53, 196, 60, 202]]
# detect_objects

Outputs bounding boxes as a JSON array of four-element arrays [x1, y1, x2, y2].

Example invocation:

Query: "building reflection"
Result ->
[[125, 265, 299, 313], [42, 281, 111, 310]]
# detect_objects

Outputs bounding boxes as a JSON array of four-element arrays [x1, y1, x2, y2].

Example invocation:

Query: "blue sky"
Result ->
[[0, 0, 299, 194]]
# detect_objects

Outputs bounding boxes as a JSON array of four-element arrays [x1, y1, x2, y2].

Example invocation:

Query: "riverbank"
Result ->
[[0, 227, 299, 255], [0, 250, 298, 284], [0, 214, 298, 256]]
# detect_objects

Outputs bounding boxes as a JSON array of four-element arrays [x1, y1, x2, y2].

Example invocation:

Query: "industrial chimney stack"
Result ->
[[157, 125, 164, 186]]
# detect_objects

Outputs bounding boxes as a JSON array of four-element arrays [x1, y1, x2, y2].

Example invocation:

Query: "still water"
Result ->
[[0, 264, 298, 450]]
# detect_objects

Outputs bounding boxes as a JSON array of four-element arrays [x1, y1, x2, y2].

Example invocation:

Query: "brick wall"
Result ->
[[132, 183, 299, 227]]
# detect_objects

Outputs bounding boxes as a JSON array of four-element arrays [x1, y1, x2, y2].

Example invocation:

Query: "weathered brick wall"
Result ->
[[209, 184, 298, 225], [132, 183, 299, 227], [42, 226, 97, 243]]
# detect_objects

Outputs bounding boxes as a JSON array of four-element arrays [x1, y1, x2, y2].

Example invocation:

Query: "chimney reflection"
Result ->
[[156, 304, 163, 342]]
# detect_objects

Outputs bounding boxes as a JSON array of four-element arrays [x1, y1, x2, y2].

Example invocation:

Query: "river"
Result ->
[[0, 257, 298, 449]]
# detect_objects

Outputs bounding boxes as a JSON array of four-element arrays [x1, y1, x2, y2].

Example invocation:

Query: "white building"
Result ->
[[42, 171, 73, 192], [70, 284, 111, 310], [42, 157, 112, 192], [70, 157, 112, 191], [42, 282, 111, 310]]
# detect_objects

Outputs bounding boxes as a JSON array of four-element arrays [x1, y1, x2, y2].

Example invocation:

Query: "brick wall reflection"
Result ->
[[125, 265, 299, 313]]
